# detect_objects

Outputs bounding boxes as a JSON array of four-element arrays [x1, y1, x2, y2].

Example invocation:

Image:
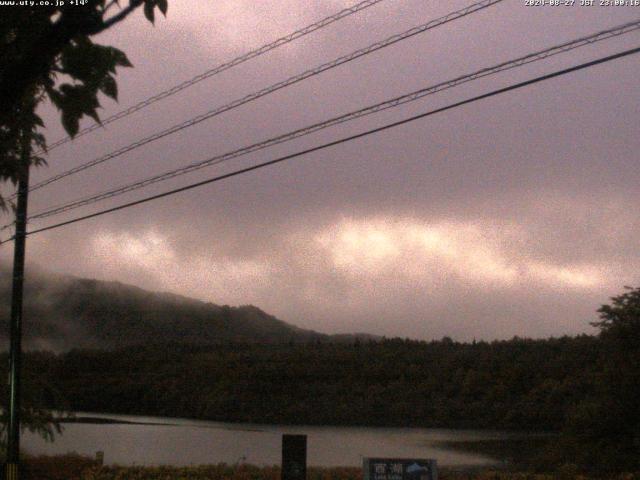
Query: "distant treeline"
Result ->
[[16, 336, 598, 431], [3, 286, 640, 472]]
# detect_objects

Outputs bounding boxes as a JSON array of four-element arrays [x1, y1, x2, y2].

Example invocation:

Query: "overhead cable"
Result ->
[[25, 19, 640, 222], [3, 45, 636, 243], [25, 0, 504, 195], [40, 0, 390, 154]]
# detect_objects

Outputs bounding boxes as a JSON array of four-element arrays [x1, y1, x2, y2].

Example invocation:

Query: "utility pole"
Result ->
[[5, 135, 31, 480]]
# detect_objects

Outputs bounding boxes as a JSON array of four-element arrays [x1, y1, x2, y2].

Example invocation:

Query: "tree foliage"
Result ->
[[0, 0, 168, 445], [10, 287, 640, 472], [556, 287, 640, 472], [0, 351, 70, 453], [18, 336, 599, 432], [0, 0, 168, 208]]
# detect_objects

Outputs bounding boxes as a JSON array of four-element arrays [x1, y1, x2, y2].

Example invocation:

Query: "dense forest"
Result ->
[[1, 270, 638, 471], [12, 301, 640, 472], [20, 337, 597, 431]]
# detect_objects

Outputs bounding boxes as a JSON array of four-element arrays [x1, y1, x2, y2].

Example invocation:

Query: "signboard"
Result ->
[[282, 434, 307, 480], [364, 458, 437, 480]]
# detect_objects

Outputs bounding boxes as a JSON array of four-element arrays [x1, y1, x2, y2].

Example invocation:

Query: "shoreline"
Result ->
[[59, 411, 553, 435], [17, 455, 639, 480]]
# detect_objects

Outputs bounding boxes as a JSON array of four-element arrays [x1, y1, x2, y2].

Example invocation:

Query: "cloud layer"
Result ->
[[2, 0, 639, 340]]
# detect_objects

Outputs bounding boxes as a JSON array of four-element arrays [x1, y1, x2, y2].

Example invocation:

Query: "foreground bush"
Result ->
[[15, 456, 640, 480], [78, 465, 361, 480], [22, 453, 97, 480], [77, 465, 640, 480]]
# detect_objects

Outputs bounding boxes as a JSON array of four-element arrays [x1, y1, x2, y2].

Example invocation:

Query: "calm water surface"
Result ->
[[23, 413, 512, 467]]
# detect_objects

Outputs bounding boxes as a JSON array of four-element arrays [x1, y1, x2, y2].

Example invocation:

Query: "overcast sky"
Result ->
[[2, 0, 639, 340]]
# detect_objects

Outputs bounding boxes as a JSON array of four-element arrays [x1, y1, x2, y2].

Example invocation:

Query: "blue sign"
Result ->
[[364, 458, 437, 480]]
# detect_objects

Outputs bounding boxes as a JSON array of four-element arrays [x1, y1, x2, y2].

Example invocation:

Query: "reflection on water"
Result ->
[[23, 413, 508, 467]]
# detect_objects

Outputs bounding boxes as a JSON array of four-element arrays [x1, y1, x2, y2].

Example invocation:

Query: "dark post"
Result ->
[[281, 434, 307, 480], [5, 139, 31, 480]]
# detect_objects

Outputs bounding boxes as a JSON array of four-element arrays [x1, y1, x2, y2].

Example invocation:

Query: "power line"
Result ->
[[24, 19, 640, 223], [39, 0, 390, 154], [24, 0, 504, 195], [3, 45, 636, 244]]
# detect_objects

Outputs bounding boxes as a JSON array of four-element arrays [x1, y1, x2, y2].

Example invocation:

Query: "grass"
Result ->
[[434, 436, 555, 470], [10, 455, 640, 479], [21, 453, 98, 480]]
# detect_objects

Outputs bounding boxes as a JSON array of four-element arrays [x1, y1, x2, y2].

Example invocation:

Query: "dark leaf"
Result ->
[[55, 84, 103, 136], [31, 155, 48, 167], [112, 48, 133, 68], [60, 38, 95, 83], [143, 1, 155, 23], [47, 88, 63, 110], [100, 75, 118, 100], [32, 113, 44, 128], [86, 107, 101, 124], [61, 110, 79, 137], [32, 132, 47, 153], [157, 0, 168, 16]]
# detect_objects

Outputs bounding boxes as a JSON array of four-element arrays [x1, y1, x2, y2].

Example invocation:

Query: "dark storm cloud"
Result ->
[[2, 0, 639, 340]]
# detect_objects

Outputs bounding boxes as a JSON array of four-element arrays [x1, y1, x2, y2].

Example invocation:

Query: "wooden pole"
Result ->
[[5, 137, 31, 480]]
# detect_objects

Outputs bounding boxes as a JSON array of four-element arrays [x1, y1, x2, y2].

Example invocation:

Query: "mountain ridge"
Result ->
[[0, 266, 377, 351]]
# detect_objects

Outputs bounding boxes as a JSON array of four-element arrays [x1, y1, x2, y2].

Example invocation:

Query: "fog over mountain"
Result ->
[[0, 266, 377, 351]]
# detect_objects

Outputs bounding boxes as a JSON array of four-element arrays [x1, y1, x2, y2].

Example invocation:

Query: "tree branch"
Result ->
[[82, 0, 144, 35], [103, 0, 120, 14]]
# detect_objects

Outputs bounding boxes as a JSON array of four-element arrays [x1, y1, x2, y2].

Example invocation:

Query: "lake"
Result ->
[[22, 413, 516, 467]]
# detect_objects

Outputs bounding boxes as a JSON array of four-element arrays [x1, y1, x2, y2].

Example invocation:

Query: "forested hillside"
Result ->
[[0, 268, 374, 350], [20, 337, 598, 431], [14, 319, 639, 471], [2, 267, 638, 471]]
